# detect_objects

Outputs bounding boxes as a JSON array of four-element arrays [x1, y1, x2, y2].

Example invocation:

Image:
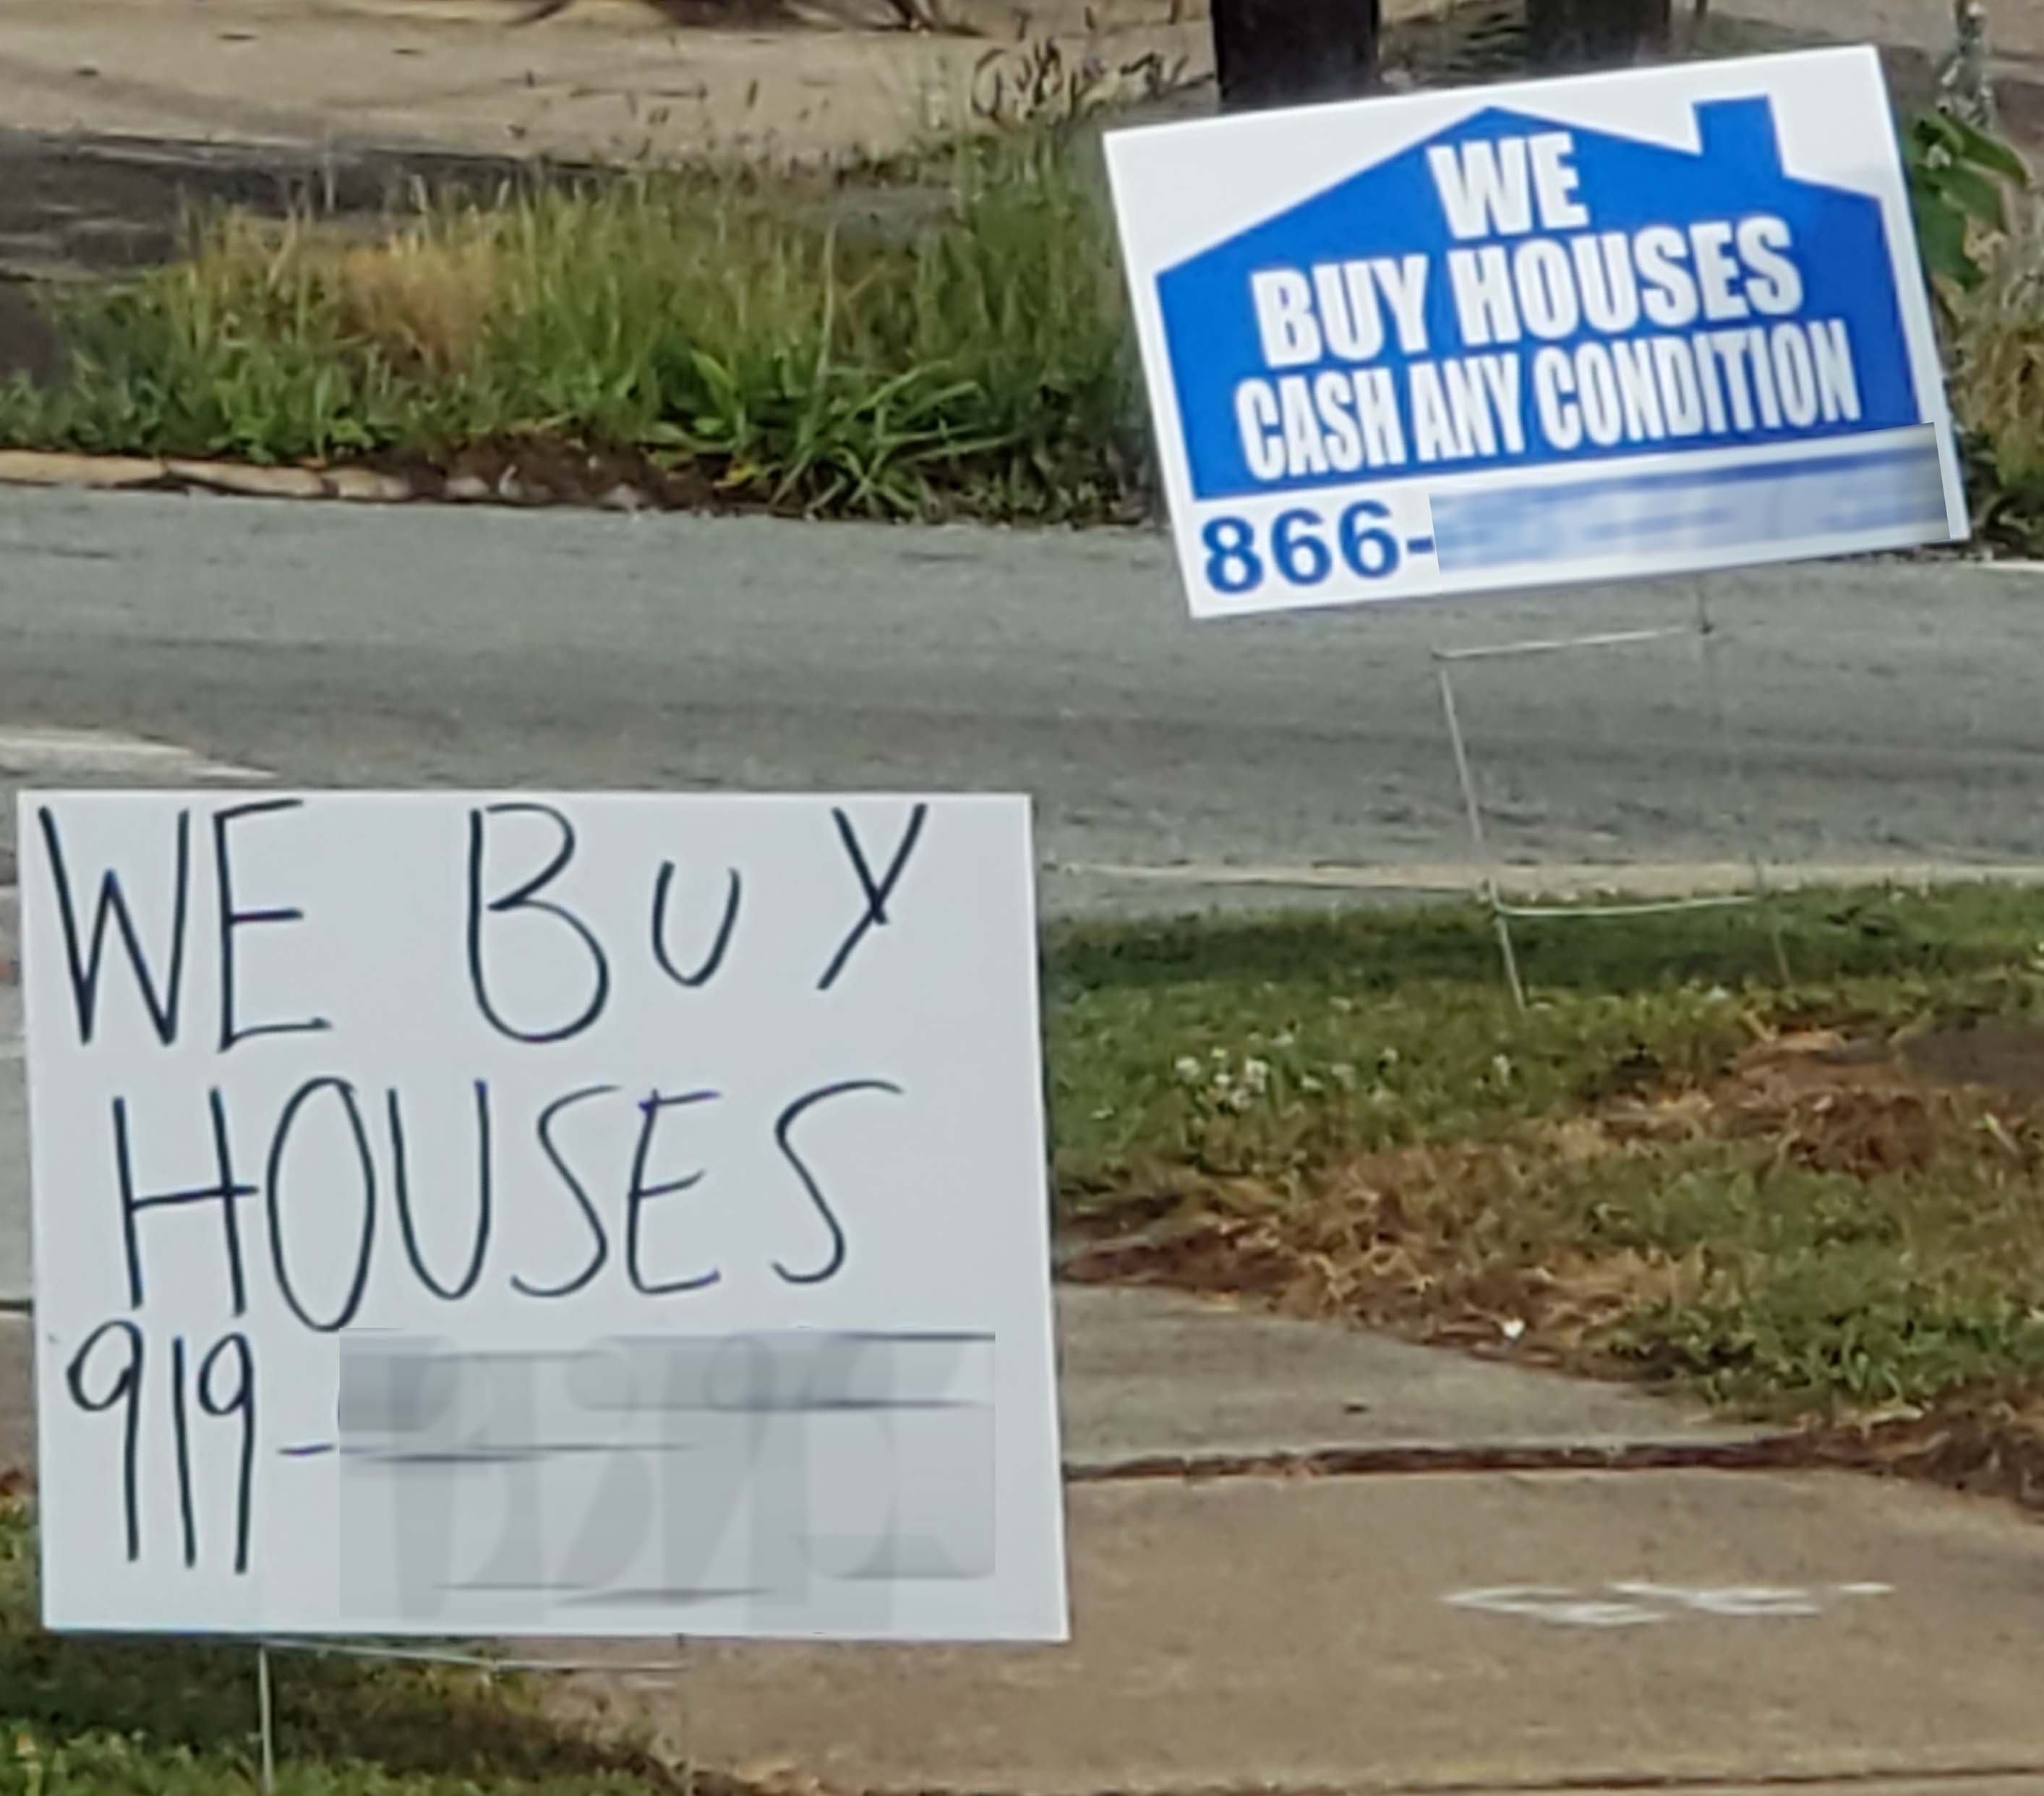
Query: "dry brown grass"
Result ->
[[329, 231, 507, 371], [1952, 223, 2044, 484], [1064, 1027, 2044, 1400]]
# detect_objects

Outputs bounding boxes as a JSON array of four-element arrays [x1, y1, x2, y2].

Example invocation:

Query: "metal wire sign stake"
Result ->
[[249, 1630, 698, 1792], [1432, 583, 1790, 1009], [1100, 46, 1965, 1002]]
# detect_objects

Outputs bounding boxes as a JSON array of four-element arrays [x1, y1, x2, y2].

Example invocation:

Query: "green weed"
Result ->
[[0, 129, 1144, 521], [0, 1494, 670, 1795], [0, 97, 2036, 533]]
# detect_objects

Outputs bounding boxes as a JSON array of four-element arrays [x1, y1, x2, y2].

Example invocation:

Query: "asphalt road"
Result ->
[[4, 485, 2044, 1299], [6, 487, 2044, 894]]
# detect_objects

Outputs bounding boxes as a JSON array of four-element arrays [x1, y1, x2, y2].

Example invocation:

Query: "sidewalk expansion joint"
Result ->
[[1364, 1766, 2044, 1793], [808, 1762, 2044, 1796], [1069, 1436, 1817, 1483], [840, 1764, 2044, 1796]]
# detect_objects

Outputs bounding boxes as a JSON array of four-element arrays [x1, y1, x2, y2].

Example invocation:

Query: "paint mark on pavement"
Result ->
[[0, 727, 271, 784], [1445, 1581, 1894, 1627]]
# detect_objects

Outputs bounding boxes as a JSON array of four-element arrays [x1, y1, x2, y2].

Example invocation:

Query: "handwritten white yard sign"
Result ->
[[20, 792, 1066, 1641]]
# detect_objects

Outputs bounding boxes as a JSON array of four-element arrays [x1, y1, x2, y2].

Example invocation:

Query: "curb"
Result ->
[[0, 448, 676, 512], [0, 450, 419, 506], [0, 449, 2028, 552], [1068, 1434, 1814, 1482]]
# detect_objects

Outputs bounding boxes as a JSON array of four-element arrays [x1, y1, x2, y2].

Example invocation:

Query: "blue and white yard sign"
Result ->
[[1105, 48, 1967, 617]]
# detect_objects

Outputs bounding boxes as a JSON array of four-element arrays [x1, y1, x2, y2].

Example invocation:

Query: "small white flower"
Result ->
[[1227, 1085, 1254, 1113], [1330, 996, 1355, 1014], [1241, 1057, 1271, 1095], [1378, 1045, 1401, 1069], [1492, 1053, 1515, 1084], [1211, 1069, 1233, 1090], [1330, 1062, 1358, 1090], [1273, 1030, 1298, 1049], [1500, 1317, 1527, 1343], [1210, 1045, 1230, 1064], [1299, 1074, 1326, 1095], [1173, 1056, 1203, 1084]]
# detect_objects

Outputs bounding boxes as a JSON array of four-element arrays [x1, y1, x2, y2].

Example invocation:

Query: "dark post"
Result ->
[[1210, 0, 1382, 111], [1527, 0, 1672, 67]]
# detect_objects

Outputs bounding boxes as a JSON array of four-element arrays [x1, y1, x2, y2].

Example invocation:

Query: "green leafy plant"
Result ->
[[1905, 108, 2030, 300]]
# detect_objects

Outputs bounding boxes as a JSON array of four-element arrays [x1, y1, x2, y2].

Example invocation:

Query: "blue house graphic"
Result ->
[[1156, 95, 1924, 500]]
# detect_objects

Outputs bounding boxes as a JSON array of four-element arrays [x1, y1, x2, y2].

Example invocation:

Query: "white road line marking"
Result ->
[[0, 727, 272, 784], [1064, 860, 2044, 899]]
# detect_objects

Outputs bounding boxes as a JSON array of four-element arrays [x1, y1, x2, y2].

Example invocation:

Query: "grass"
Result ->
[[0, 1491, 686, 1795], [1045, 884, 2044, 1424], [1046, 883, 2044, 1172], [0, 126, 1147, 522]]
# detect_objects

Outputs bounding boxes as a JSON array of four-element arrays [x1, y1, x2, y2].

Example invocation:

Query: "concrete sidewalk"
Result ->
[[547, 1470, 2044, 1794], [1057, 1284, 1764, 1468], [0, 1313, 25, 1481], [533, 1293, 2044, 1792], [12, 1283, 2044, 1790], [516, 1299, 2040, 1795], [1, 980, 23, 1308], [0, 1282, 1766, 1484]]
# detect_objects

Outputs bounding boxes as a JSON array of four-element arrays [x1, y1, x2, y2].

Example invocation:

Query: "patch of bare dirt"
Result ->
[[349, 430, 1151, 519], [1796, 1390, 2044, 1513], [0, 278, 64, 387], [1904, 1018, 2044, 1102], [369, 435, 735, 508]]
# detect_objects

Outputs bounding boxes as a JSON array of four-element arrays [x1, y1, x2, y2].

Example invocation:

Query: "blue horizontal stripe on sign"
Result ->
[[1432, 430, 1945, 574]]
